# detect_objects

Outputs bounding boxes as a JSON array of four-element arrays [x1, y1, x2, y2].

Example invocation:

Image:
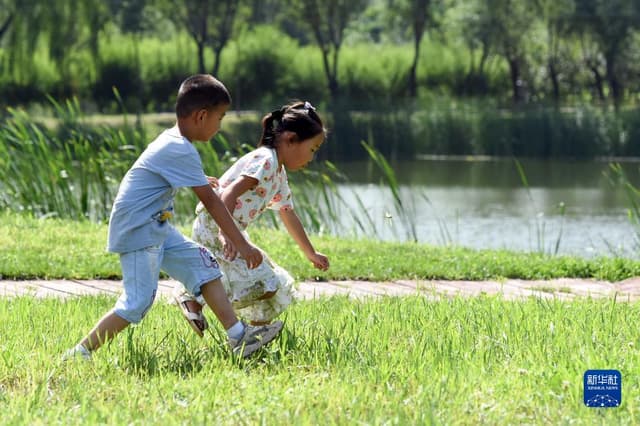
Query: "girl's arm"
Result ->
[[217, 175, 259, 260], [279, 208, 329, 271]]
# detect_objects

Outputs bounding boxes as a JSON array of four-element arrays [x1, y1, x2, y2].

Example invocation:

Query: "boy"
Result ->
[[65, 74, 283, 360]]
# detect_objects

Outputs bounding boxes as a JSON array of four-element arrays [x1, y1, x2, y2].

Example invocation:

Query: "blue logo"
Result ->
[[584, 370, 621, 407]]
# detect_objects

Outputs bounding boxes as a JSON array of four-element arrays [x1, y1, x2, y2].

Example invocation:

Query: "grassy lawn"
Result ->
[[1, 295, 638, 424], [1, 211, 639, 423], [1, 211, 640, 282]]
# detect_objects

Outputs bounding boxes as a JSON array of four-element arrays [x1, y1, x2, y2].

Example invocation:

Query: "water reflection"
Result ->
[[320, 159, 640, 258]]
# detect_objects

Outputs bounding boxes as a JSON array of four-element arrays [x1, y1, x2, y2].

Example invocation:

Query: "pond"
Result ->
[[320, 158, 640, 259]]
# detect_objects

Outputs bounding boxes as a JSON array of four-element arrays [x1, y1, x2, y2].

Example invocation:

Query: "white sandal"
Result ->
[[174, 293, 208, 337]]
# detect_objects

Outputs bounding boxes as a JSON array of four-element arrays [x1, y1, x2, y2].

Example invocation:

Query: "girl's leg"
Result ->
[[247, 291, 277, 325], [257, 290, 277, 300]]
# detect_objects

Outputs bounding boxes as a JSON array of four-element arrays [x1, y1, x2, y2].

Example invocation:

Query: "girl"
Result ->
[[174, 101, 330, 333]]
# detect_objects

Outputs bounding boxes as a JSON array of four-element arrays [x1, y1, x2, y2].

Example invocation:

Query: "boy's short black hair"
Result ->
[[175, 74, 231, 118]]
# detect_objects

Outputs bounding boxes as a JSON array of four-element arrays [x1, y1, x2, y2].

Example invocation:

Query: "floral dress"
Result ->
[[192, 147, 296, 323]]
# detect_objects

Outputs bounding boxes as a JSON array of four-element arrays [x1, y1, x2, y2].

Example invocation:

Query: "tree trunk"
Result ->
[[197, 41, 206, 74], [409, 0, 428, 97], [605, 56, 621, 105], [508, 57, 522, 103], [408, 33, 422, 97], [212, 46, 223, 77], [548, 60, 560, 103], [321, 46, 339, 99], [0, 14, 13, 41], [588, 65, 605, 101], [330, 45, 340, 98]]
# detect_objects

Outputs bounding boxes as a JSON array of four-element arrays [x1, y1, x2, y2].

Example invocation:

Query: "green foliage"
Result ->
[[221, 26, 314, 108], [5, 1, 640, 109]]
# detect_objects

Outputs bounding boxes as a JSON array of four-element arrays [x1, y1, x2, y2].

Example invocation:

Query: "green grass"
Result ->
[[2, 211, 640, 282], [1, 295, 638, 424]]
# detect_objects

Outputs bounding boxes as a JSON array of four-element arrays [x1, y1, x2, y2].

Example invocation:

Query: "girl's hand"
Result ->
[[307, 252, 329, 271], [218, 232, 238, 261], [236, 243, 263, 269], [206, 176, 219, 189]]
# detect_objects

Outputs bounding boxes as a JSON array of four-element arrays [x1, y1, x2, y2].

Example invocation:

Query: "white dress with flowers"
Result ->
[[192, 147, 296, 323]]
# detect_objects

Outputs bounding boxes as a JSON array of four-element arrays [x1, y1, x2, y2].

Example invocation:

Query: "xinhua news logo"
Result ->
[[584, 370, 621, 408]]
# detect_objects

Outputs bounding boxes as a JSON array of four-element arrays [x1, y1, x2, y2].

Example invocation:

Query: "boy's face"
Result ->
[[195, 104, 229, 141]]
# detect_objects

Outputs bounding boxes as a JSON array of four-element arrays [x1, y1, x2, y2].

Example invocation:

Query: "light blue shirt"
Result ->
[[107, 128, 209, 253]]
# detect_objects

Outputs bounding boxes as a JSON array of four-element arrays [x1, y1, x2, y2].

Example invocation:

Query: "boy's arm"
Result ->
[[279, 208, 329, 271], [191, 184, 262, 268]]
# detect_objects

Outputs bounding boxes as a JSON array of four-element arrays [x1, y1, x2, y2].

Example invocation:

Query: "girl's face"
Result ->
[[280, 132, 324, 171]]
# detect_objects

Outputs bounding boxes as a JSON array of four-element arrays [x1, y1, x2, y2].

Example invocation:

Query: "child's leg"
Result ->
[[199, 278, 239, 329], [79, 310, 130, 351], [236, 267, 296, 326], [162, 230, 284, 356], [71, 247, 161, 354], [247, 292, 276, 326], [161, 229, 240, 331]]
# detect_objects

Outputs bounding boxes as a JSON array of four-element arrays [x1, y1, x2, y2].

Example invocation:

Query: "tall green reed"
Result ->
[[361, 141, 418, 242], [0, 98, 142, 221], [607, 163, 640, 252], [514, 159, 566, 255], [0, 99, 369, 237]]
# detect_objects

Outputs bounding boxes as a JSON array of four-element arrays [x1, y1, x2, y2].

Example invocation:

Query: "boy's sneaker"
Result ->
[[62, 344, 92, 361], [229, 321, 284, 358]]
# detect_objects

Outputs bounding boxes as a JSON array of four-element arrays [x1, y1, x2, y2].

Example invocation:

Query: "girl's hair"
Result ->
[[259, 101, 325, 148], [175, 74, 231, 118]]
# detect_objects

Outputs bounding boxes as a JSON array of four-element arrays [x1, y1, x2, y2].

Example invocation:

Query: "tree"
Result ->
[[293, 0, 369, 99], [464, 0, 537, 103], [0, 0, 115, 90], [451, 0, 494, 95], [162, 0, 240, 76], [387, 0, 431, 97], [570, 0, 640, 105], [535, 0, 575, 103], [210, 0, 240, 76], [0, 0, 48, 81]]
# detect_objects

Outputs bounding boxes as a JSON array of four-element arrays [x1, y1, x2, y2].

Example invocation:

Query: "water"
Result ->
[[318, 158, 640, 259]]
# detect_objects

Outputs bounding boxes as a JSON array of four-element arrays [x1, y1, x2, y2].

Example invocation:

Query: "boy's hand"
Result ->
[[206, 176, 219, 188], [218, 231, 262, 268], [218, 232, 238, 261], [307, 252, 329, 271]]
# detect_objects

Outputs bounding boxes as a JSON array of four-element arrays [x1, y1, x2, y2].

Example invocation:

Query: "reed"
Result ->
[[608, 163, 640, 252], [514, 159, 567, 255], [0, 99, 143, 221]]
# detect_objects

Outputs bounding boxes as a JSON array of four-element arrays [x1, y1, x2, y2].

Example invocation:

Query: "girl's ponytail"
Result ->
[[259, 108, 286, 148], [258, 102, 325, 148]]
